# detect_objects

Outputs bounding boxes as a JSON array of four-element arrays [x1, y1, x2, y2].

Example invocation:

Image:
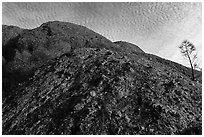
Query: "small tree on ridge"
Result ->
[[179, 40, 198, 81]]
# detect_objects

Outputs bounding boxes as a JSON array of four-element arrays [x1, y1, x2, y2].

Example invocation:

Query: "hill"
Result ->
[[114, 41, 145, 54], [2, 21, 118, 97], [2, 21, 202, 135]]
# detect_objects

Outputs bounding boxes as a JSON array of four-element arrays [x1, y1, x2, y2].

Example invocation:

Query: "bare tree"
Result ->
[[179, 40, 198, 81]]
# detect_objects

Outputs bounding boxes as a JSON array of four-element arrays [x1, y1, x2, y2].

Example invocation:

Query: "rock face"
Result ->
[[2, 21, 118, 97], [2, 21, 202, 135]]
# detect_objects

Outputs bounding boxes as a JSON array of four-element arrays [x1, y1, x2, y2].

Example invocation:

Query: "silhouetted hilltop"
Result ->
[[114, 41, 145, 53], [2, 21, 202, 135]]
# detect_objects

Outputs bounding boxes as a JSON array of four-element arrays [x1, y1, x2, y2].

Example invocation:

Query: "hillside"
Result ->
[[2, 21, 202, 135], [2, 21, 117, 97], [113, 41, 201, 82]]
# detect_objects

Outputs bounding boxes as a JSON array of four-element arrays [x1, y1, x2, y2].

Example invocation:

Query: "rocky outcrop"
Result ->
[[2, 21, 202, 135], [2, 21, 118, 97]]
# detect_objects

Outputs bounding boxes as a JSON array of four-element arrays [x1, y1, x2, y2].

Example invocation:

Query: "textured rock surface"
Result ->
[[2, 21, 118, 97], [2, 21, 202, 135], [3, 47, 202, 135]]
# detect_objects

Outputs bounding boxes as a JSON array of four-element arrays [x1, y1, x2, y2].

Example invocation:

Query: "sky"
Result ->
[[2, 2, 202, 68]]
